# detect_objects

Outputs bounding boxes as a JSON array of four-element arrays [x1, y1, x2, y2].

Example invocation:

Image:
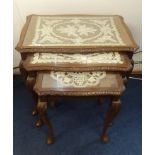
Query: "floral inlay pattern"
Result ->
[[50, 71, 106, 88], [30, 16, 125, 46], [31, 52, 123, 64]]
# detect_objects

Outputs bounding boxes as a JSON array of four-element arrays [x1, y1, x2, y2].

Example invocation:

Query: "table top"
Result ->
[[23, 52, 132, 72], [34, 71, 125, 96], [16, 15, 138, 53]]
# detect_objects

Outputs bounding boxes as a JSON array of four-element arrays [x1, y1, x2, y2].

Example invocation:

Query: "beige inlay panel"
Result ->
[[41, 71, 120, 89], [31, 52, 123, 64], [23, 15, 135, 47], [49, 71, 106, 88]]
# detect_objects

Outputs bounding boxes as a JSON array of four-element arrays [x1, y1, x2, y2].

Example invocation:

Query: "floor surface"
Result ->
[[14, 75, 142, 155]]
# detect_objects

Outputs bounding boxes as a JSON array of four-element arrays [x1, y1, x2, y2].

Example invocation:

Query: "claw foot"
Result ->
[[47, 137, 54, 144], [32, 109, 38, 116], [108, 123, 112, 127], [35, 119, 43, 127], [101, 134, 109, 143]]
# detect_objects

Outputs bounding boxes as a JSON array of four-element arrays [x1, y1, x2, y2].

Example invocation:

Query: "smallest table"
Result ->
[[34, 71, 125, 144]]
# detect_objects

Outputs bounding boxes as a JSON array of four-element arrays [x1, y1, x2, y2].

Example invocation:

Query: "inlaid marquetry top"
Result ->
[[23, 52, 132, 72], [50, 71, 107, 88], [16, 15, 138, 53], [31, 52, 123, 64], [34, 72, 125, 96]]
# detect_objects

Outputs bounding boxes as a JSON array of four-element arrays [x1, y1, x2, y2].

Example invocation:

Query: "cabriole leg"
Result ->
[[19, 61, 27, 81], [101, 96, 121, 143], [37, 97, 54, 144], [97, 97, 104, 106], [26, 74, 38, 116]]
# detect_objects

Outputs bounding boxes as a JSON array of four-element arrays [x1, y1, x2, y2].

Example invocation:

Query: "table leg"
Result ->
[[26, 74, 38, 116], [37, 97, 54, 144], [35, 119, 43, 127], [19, 61, 27, 81], [97, 97, 104, 106], [101, 96, 121, 143], [125, 59, 134, 87], [32, 92, 38, 116], [33, 93, 43, 127], [26, 75, 35, 91]]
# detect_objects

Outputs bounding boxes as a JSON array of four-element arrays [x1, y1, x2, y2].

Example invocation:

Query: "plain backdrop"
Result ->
[[13, 0, 142, 67]]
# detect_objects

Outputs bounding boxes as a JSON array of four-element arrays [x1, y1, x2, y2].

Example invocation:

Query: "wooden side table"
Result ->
[[15, 15, 138, 145], [20, 51, 133, 117], [34, 71, 125, 144]]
